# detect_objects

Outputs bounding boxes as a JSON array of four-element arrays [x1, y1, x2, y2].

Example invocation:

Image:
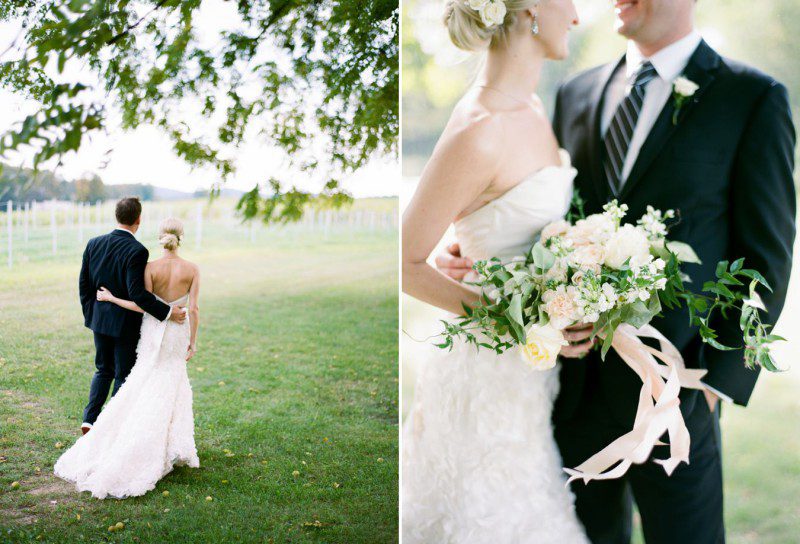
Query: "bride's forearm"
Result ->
[[109, 296, 144, 313], [403, 260, 481, 316], [189, 308, 199, 347]]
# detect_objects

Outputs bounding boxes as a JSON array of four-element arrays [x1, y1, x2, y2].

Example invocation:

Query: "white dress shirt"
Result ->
[[601, 31, 703, 185], [600, 32, 732, 405]]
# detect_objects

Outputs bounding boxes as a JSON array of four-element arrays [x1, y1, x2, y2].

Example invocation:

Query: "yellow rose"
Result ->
[[519, 323, 568, 370]]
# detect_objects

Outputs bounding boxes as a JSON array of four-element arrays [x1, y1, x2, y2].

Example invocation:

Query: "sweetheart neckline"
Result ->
[[454, 160, 575, 227]]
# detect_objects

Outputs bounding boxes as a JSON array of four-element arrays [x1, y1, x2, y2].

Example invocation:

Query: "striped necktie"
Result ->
[[603, 61, 659, 194]]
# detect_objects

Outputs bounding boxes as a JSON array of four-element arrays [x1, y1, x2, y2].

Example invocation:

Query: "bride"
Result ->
[[402, 0, 590, 542], [55, 218, 201, 499]]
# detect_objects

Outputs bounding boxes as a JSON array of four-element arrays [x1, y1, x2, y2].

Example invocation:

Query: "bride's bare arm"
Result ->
[[186, 266, 200, 361], [95, 261, 151, 314], [402, 118, 504, 315], [96, 287, 143, 313]]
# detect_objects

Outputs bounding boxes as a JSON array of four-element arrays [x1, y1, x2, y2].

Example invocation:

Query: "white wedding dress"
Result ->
[[402, 150, 589, 543], [55, 293, 199, 499]]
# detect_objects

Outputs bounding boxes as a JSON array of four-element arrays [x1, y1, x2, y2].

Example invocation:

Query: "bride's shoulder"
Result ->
[[180, 258, 200, 276], [443, 99, 507, 156]]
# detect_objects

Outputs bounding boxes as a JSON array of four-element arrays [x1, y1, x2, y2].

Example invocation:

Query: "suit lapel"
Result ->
[[619, 41, 721, 201], [586, 57, 625, 205]]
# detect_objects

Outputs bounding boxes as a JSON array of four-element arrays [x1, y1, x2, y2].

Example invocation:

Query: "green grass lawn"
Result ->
[[0, 229, 399, 543]]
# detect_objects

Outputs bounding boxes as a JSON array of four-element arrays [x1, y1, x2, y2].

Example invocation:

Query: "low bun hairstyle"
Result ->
[[158, 217, 184, 251], [444, 0, 539, 52]]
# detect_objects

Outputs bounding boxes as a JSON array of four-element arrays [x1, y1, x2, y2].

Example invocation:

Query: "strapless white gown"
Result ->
[[402, 151, 589, 543], [55, 294, 199, 499]]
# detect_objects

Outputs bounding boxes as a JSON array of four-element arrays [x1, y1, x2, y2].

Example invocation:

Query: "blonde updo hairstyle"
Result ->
[[445, 0, 539, 52], [158, 217, 184, 251]]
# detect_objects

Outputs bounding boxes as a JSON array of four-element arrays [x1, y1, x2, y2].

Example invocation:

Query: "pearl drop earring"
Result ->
[[532, 13, 539, 35]]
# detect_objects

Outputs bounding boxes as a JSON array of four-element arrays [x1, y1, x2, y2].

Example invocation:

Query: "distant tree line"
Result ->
[[0, 164, 155, 202]]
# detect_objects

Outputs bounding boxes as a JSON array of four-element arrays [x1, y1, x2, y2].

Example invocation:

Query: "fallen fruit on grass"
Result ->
[[10, 481, 20, 489], [114, 522, 124, 530], [206, 496, 213, 501], [292, 470, 300, 477], [162, 491, 169, 497]]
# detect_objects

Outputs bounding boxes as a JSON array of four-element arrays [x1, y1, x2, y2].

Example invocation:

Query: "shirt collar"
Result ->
[[625, 30, 703, 82], [114, 227, 136, 237]]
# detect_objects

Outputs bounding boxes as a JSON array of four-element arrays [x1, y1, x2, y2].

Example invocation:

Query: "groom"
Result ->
[[78, 197, 186, 434], [439, 0, 796, 542]]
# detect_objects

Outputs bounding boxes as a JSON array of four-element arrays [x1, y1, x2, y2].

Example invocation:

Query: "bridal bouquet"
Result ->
[[439, 200, 781, 372], [437, 200, 783, 482]]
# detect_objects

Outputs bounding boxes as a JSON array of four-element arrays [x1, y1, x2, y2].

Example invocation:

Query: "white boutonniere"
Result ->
[[672, 76, 699, 125]]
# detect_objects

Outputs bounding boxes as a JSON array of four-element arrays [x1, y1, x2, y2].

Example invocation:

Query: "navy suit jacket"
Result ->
[[79, 229, 171, 339], [552, 41, 796, 424]]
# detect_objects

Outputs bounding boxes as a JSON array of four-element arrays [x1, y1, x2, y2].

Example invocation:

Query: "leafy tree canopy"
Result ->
[[0, 0, 399, 222]]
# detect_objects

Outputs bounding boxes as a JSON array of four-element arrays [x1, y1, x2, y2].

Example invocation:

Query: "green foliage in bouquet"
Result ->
[[438, 197, 784, 372]]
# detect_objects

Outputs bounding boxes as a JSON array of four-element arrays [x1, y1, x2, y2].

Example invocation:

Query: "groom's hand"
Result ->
[[704, 389, 719, 413], [560, 323, 596, 359], [169, 307, 187, 324], [435, 243, 474, 281]]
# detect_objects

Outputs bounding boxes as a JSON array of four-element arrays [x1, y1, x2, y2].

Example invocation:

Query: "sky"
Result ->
[[0, 1, 398, 198]]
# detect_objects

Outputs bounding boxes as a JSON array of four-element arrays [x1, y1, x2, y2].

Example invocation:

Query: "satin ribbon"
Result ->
[[563, 323, 708, 485]]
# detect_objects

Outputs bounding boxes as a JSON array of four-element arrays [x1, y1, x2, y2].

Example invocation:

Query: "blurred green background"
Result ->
[[401, 1, 800, 543]]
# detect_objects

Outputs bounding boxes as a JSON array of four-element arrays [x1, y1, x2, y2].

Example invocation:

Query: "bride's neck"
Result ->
[[477, 41, 545, 100]]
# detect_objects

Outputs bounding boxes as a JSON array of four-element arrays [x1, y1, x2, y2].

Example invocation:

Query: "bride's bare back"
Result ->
[[145, 256, 198, 303]]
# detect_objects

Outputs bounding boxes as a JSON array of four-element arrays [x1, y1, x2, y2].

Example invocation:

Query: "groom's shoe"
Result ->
[[80, 423, 92, 435]]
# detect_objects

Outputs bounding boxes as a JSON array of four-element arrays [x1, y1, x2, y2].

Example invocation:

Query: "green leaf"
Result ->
[[531, 243, 556, 272], [739, 269, 773, 292], [666, 241, 702, 264], [507, 294, 525, 329], [704, 337, 736, 351], [715, 260, 730, 278]]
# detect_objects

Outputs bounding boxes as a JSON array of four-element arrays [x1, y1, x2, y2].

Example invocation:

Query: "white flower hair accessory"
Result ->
[[467, 0, 507, 28], [672, 76, 699, 125]]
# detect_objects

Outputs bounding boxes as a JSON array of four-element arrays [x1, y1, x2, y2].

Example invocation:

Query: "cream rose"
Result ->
[[544, 257, 568, 283], [467, 0, 489, 8], [479, 1, 507, 27], [520, 323, 568, 370], [603, 224, 653, 270], [542, 285, 579, 330], [569, 244, 605, 274], [566, 214, 614, 247], [541, 219, 571, 242]]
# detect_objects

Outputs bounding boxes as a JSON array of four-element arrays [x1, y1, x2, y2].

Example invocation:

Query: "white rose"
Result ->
[[603, 224, 653, 270], [542, 285, 579, 330], [479, 1, 507, 27], [541, 219, 571, 242], [519, 323, 568, 370], [569, 244, 605, 274], [674, 76, 699, 97], [467, 0, 489, 9]]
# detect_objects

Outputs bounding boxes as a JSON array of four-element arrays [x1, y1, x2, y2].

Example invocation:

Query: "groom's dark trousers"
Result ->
[[552, 41, 796, 543], [79, 229, 170, 424]]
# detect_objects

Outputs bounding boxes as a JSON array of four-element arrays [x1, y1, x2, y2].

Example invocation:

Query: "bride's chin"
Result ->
[[546, 46, 569, 61]]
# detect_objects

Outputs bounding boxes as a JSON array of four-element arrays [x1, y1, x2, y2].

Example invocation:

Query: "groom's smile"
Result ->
[[614, 0, 641, 25]]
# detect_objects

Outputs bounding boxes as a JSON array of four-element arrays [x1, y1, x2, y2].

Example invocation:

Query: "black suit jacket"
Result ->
[[79, 229, 171, 339], [552, 41, 796, 425]]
